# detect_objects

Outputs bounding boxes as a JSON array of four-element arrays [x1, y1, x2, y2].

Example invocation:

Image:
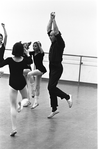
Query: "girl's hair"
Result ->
[[33, 41, 43, 53], [37, 41, 41, 46], [33, 41, 41, 47], [12, 42, 24, 57], [0, 34, 3, 38]]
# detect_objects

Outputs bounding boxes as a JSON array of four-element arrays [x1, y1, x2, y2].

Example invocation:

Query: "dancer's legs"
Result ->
[[9, 87, 18, 132], [0, 68, 4, 78], [28, 69, 42, 108], [28, 69, 43, 76], [34, 75, 41, 103], [23, 69, 31, 100], [19, 85, 30, 107], [24, 69, 35, 99], [35, 75, 41, 96], [20, 85, 28, 99], [29, 75, 35, 98]]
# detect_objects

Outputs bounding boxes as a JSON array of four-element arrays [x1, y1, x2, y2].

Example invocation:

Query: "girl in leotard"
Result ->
[[28, 41, 47, 109], [22, 42, 35, 106], [0, 23, 7, 77], [0, 42, 33, 136]]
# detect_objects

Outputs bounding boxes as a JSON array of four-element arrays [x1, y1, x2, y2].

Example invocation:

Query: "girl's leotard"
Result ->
[[30, 51, 47, 74], [0, 43, 5, 63], [23, 53, 32, 70], [0, 57, 32, 90]]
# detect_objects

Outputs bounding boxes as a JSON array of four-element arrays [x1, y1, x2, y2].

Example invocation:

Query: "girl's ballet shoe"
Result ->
[[31, 103, 39, 109], [23, 100, 31, 107], [10, 130, 17, 137]]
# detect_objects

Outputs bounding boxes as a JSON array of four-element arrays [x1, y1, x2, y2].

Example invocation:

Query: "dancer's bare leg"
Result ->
[[19, 85, 31, 108], [28, 70, 42, 109], [9, 87, 18, 135]]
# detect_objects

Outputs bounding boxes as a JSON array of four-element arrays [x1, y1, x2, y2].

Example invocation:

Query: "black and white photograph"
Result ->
[[0, 0, 97, 149]]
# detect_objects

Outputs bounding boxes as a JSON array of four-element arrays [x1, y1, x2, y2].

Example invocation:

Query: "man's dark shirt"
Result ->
[[48, 31, 65, 64]]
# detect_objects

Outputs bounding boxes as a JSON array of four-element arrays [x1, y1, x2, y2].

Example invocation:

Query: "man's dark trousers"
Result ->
[[48, 63, 69, 112]]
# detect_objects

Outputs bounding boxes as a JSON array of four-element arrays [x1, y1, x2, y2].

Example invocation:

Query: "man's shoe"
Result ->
[[67, 94, 73, 108], [47, 110, 59, 119], [10, 130, 17, 137]]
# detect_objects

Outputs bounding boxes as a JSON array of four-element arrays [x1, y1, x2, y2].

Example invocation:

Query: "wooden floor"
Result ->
[[0, 75, 97, 149]]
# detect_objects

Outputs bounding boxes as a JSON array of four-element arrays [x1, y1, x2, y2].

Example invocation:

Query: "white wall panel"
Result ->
[[80, 57, 97, 83]]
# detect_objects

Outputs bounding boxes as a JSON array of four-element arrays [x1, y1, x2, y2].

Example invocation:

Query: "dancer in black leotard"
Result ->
[[28, 41, 47, 109], [22, 42, 35, 107], [0, 23, 7, 77], [0, 42, 32, 136]]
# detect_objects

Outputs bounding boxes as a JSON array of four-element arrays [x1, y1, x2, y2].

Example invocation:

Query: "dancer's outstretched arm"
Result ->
[[1, 23, 7, 47], [52, 13, 59, 35], [47, 12, 55, 33]]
